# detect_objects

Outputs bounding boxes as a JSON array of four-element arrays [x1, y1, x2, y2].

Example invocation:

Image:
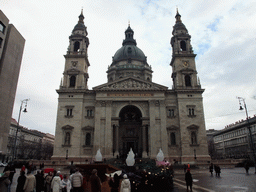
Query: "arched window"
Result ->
[[70, 75, 76, 87], [86, 133, 91, 146], [185, 75, 191, 87], [65, 132, 70, 145], [191, 132, 197, 145], [74, 41, 80, 52], [180, 40, 186, 51], [171, 133, 176, 145]]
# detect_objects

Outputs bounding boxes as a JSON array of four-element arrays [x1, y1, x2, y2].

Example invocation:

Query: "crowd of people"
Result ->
[[0, 164, 132, 192]]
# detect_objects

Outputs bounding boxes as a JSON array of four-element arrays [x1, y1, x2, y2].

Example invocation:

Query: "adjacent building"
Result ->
[[52, 10, 210, 163], [213, 115, 256, 159], [0, 10, 25, 161], [7, 118, 54, 161]]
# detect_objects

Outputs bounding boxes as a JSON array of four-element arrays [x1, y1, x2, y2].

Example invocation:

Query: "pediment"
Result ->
[[93, 77, 168, 90]]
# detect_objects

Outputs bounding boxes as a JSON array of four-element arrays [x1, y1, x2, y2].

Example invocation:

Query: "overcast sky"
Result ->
[[2, 0, 256, 135]]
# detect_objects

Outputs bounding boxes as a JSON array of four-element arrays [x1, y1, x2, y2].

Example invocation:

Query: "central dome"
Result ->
[[113, 45, 146, 62], [112, 25, 147, 63], [107, 25, 152, 83]]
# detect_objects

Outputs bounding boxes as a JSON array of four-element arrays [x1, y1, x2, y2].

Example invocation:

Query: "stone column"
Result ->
[[114, 125, 119, 157], [105, 101, 112, 158], [142, 125, 147, 158], [149, 100, 156, 158], [160, 100, 168, 157], [93, 101, 102, 156]]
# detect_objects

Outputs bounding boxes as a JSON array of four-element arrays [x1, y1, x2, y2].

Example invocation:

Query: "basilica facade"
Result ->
[[52, 11, 210, 163]]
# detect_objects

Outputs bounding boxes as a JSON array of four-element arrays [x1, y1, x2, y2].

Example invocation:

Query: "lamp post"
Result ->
[[13, 99, 29, 160], [194, 149, 197, 160], [237, 97, 256, 174], [66, 150, 68, 160]]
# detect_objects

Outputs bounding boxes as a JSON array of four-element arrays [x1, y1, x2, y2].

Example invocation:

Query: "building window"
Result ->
[[65, 106, 74, 118], [188, 108, 195, 116], [171, 132, 176, 145], [87, 110, 93, 117], [85, 133, 91, 146], [64, 132, 71, 145], [185, 75, 191, 86], [191, 132, 197, 145], [69, 75, 76, 87], [180, 40, 186, 51], [67, 108, 72, 116], [167, 109, 175, 117], [74, 41, 80, 52], [0, 22, 5, 34]]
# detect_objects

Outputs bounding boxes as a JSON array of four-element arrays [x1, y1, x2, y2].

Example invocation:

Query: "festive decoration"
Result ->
[[95, 149, 103, 162]]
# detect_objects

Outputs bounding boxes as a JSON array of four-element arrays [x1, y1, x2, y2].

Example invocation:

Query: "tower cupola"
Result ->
[[171, 10, 193, 55]]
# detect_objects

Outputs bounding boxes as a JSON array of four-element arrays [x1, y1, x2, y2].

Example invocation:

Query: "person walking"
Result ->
[[89, 169, 101, 192], [51, 172, 61, 192], [16, 170, 26, 192], [185, 169, 193, 192], [60, 175, 71, 192], [70, 168, 83, 192], [23, 170, 36, 192], [0, 171, 11, 192], [214, 165, 221, 177], [244, 161, 250, 174], [120, 174, 131, 192], [108, 173, 120, 192], [44, 172, 53, 192], [35, 170, 44, 192], [209, 163, 214, 176]]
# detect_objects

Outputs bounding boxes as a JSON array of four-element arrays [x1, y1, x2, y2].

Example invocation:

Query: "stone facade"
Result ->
[[52, 11, 210, 164]]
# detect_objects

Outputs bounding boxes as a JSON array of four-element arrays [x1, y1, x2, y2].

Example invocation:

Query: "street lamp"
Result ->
[[194, 149, 197, 160], [13, 99, 29, 159], [237, 97, 256, 174]]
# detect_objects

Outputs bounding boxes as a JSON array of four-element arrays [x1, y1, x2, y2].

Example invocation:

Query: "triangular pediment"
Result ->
[[93, 77, 168, 90]]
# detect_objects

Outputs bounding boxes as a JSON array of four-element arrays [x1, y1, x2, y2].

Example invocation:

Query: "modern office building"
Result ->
[[213, 115, 256, 159], [0, 10, 25, 161]]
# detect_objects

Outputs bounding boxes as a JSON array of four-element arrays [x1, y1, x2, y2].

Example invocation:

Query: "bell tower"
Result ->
[[170, 10, 200, 90], [61, 10, 90, 90]]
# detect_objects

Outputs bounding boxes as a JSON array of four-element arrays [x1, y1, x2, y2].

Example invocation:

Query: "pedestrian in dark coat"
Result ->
[[244, 162, 250, 174], [108, 174, 120, 192], [185, 169, 193, 192], [214, 165, 221, 177], [89, 169, 101, 192], [209, 163, 214, 176], [35, 170, 44, 192], [16, 171, 26, 192]]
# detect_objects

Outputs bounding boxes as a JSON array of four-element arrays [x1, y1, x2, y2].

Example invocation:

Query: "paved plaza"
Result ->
[[1, 166, 256, 192]]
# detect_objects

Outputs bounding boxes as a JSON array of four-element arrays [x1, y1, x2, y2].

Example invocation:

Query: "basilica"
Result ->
[[52, 10, 210, 164]]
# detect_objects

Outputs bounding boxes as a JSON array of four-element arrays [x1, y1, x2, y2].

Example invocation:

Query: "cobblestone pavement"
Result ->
[[1, 167, 256, 192]]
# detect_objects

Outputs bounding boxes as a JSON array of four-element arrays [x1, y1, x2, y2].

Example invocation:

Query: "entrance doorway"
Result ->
[[118, 105, 142, 158]]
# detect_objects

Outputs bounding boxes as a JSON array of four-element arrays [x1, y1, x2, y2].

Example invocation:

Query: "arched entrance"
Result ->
[[118, 105, 142, 158]]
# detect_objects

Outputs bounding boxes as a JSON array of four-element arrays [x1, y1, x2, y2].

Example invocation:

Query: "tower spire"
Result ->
[[175, 8, 182, 23]]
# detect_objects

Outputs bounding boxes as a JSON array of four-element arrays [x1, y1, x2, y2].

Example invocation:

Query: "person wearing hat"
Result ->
[[185, 169, 193, 192], [0, 171, 11, 192], [89, 169, 101, 192], [120, 174, 130, 192]]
